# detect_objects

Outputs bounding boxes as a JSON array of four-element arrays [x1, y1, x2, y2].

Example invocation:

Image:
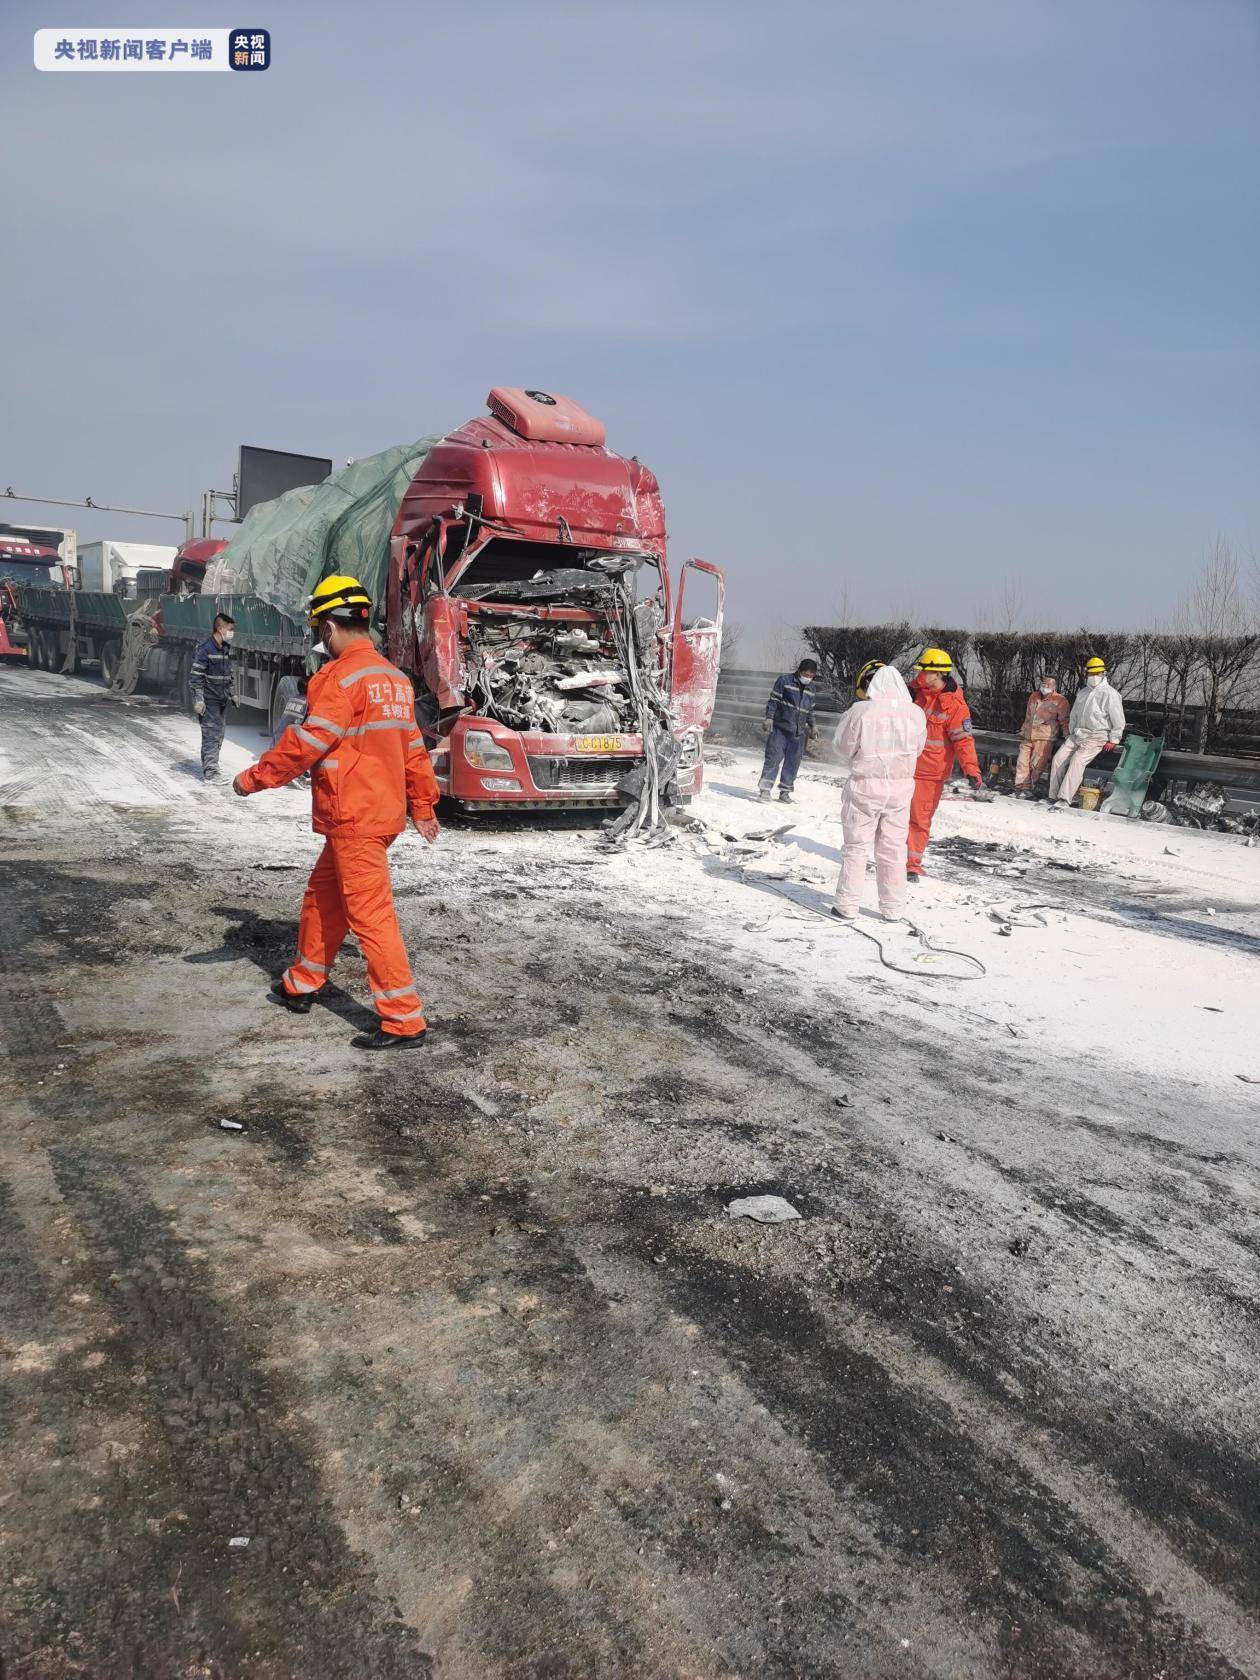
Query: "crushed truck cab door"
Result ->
[[669, 557, 724, 731]]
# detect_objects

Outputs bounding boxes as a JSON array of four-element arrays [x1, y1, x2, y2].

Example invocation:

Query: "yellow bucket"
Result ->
[[1078, 786, 1101, 812]]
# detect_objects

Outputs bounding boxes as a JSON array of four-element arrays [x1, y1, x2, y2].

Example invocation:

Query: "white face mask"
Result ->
[[1040, 683, 1054, 695], [798, 673, 814, 685], [1086, 673, 1102, 687], [222, 628, 235, 642]]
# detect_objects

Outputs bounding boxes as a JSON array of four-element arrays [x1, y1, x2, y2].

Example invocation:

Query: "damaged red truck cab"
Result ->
[[385, 389, 724, 809]]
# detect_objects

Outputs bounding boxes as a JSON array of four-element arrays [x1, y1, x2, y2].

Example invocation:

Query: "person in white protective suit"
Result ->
[[1047, 657, 1126, 809], [831, 663, 927, 922]]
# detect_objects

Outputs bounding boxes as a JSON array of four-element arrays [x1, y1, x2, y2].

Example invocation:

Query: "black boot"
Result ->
[[351, 1029, 427, 1052], [269, 977, 312, 1015]]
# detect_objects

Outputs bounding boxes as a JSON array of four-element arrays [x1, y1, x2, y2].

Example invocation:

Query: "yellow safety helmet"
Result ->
[[1084, 656, 1106, 674], [915, 647, 953, 673], [308, 573, 373, 626], [855, 658, 884, 698]]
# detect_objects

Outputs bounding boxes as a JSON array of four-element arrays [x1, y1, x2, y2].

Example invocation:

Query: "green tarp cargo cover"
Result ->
[[201, 438, 440, 623]]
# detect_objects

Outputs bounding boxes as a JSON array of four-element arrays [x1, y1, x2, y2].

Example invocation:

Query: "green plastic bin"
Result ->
[[1100, 733, 1164, 818]]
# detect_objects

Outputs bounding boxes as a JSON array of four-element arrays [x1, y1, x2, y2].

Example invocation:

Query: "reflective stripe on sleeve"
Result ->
[[304, 715, 346, 736], [317, 757, 339, 769], [294, 726, 330, 750], [407, 736, 425, 752]]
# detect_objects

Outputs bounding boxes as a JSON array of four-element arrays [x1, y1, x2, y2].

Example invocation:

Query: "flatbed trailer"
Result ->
[[12, 582, 131, 679]]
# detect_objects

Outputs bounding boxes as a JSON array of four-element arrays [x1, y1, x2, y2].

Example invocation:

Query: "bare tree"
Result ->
[[760, 616, 811, 672], [975, 574, 1028, 634], [1184, 537, 1260, 749], [718, 621, 745, 671]]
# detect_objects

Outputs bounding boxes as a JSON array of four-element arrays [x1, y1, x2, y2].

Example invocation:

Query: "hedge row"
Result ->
[[801, 624, 1260, 755]]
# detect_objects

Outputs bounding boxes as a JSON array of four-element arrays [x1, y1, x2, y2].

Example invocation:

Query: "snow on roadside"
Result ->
[[602, 747, 1260, 1105]]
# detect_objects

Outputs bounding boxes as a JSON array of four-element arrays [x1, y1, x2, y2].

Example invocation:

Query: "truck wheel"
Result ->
[[269, 673, 304, 746], [101, 640, 122, 684], [30, 628, 47, 671]]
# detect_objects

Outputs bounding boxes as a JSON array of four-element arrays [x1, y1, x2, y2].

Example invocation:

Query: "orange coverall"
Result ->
[[907, 673, 982, 876], [236, 640, 440, 1037], [1014, 689, 1070, 792]]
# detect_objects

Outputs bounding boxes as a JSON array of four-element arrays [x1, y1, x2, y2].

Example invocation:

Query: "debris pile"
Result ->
[[1142, 783, 1260, 836]]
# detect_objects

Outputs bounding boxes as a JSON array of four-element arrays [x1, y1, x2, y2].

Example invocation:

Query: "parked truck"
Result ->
[[13, 538, 226, 679], [0, 539, 73, 658], [77, 540, 178, 597], [15, 390, 725, 812]]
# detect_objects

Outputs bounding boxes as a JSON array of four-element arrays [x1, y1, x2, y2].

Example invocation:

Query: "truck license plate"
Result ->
[[575, 735, 623, 753]]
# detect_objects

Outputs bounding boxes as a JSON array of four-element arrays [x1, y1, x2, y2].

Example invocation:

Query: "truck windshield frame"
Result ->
[[445, 535, 665, 608]]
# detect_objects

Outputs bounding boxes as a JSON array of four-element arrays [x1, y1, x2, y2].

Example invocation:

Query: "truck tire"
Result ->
[[100, 640, 122, 685], [269, 673, 304, 746], [30, 628, 47, 671]]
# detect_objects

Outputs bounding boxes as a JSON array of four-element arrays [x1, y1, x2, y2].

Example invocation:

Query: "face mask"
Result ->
[[799, 674, 814, 685], [1086, 674, 1102, 688], [1039, 683, 1053, 695], [222, 628, 235, 643]]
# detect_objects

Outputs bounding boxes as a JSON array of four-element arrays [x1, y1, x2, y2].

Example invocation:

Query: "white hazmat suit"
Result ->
[[1047, 676, 1126, 806], [831, 665, 928, 921]]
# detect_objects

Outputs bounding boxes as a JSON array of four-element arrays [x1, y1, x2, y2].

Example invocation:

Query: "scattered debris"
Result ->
[[1009, 1236, 1031, 1257], [218, 1119, 245, 1133], [1201, 1006, 1224, 1014], [834, 1094, 851, 1109], [997, 923, 1013, 937], [726, 1195, 802, 1225], [990, 903, 1067, 929], [466, 1092, 501, 1117], [228, 1536, 250, 1549], [937, 1130, 955, 1143], [1238, 1075, 1260, 1085]]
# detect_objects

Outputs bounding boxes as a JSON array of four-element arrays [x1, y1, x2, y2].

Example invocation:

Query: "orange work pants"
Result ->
[[281, 835, 425, 1037], [1014, 736, 1058, 792], [907, 776, 946, 876]]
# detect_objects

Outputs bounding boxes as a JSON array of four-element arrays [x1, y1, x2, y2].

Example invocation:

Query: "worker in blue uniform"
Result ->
[[758, 658, 819, 803], [189, 612, 236, 781]]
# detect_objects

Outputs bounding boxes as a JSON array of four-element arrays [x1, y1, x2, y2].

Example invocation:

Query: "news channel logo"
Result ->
[[34, 28, 270, 71]]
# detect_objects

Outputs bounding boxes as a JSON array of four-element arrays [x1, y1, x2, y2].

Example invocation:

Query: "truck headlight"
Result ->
[[463, 729, 515, 770], [677, 730, 701, 770]]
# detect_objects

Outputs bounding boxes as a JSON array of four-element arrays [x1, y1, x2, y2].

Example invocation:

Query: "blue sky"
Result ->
[[3, 0, 1256, 649]]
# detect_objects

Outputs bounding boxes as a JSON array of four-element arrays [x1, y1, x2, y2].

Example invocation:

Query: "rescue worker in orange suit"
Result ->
[[1013, 675, 1070, 798], [232, 575, 440, 1051], [907, 647, 984, 883]]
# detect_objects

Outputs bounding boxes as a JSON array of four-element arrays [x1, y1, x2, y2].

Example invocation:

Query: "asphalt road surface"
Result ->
[[1, 660, 1258, 1680]]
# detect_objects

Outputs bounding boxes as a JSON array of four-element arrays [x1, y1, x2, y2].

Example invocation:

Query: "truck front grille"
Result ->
[[526, 755, 640, 792]]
